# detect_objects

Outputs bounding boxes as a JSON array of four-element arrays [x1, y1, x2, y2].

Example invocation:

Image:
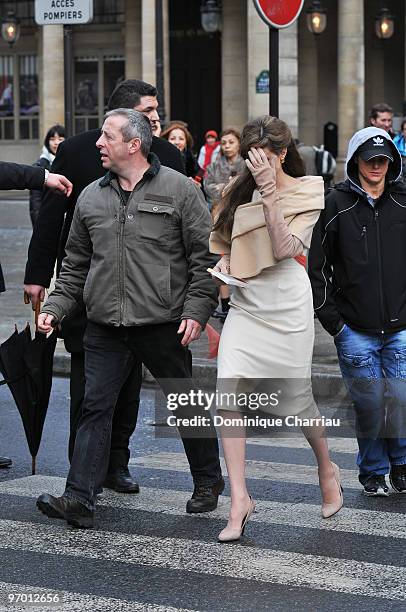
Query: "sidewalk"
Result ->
[[0, 197, 341, 398]]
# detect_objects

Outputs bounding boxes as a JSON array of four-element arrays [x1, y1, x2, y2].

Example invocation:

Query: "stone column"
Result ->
[[163, 0, 170, 118], [125, 0, 142, 79], [141, 0, 156, 87], [40, 26, 64, 139], [298, 14, 319, 145], [222, 0, 247, 129], [337, 0, 364, 168], [247, 2, 298, 133], [279, 21, 299, 137], [247, 1, 268, 120]]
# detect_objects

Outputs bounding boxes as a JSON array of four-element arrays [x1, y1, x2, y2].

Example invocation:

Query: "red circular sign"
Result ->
[[253, 0, 305, 29]]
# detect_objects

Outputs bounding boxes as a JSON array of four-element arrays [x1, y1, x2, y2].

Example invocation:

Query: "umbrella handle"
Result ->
[[34, 300, 41, 332], [32, 456, 36, 476]]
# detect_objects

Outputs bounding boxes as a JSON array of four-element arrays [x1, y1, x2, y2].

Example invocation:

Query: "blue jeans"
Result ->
[[334, 324, 406, 483]]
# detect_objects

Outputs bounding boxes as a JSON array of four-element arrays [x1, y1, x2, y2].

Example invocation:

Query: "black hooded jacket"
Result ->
[[309, 127, 406, 336]]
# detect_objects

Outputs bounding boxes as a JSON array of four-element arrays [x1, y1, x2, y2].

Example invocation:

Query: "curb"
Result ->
[[53, 353, 344, 400]]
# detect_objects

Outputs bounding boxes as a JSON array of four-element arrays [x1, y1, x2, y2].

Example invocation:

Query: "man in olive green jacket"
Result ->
[[36, 109, 222, 528]]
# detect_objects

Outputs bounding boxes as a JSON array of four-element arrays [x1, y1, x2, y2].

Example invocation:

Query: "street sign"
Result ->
[[35, 0, 93, 25], [253, 0, 305, 29]]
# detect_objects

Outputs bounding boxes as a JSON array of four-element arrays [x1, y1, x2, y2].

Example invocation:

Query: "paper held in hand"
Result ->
[[207, 268, 248, 287]]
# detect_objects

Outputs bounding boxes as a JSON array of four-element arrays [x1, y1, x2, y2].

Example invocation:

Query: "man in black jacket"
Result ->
[[24, 81, 221, 511], [1, 161, 72, 470], [309, 126, 406, 497]]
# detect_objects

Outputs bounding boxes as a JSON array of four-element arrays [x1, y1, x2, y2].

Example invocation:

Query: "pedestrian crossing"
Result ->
[[0, 443, 405, 611], [130, 452, 363, 489]]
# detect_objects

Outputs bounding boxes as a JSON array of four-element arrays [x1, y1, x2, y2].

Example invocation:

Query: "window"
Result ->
[[74, 57, 99, 133], [0, 54, 38, 140], [74, 55, 124, 134], [0, 56, 14, 139], [19, 55, 39, 140]]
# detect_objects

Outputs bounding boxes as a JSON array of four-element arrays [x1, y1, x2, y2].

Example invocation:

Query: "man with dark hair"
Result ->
[[369, 102, 394, 137], [23, 80, 186, 497], [35, 110, 222, 528], [1, 161, 72, 471]]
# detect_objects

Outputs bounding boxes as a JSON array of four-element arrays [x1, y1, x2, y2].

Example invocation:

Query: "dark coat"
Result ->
[[1, 162, 45, 292], [29, 157, 51, 228], [24, 130, 185, 351], [0, 161, 44, 191], [309, 179, 406, 336]]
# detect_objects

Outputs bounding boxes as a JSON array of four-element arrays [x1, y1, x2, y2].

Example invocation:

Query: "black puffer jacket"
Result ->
[[309, 127, 406, 336]]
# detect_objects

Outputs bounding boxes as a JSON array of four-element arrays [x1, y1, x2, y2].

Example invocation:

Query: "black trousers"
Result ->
[[69, 352, 142, 473], [65, 321, 221, 509]]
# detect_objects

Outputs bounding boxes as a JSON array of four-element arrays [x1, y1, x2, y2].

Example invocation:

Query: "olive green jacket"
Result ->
[[42, 154, 217, 328]]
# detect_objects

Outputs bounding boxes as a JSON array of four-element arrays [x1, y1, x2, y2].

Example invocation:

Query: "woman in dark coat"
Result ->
[[29, 124, 65, 227]]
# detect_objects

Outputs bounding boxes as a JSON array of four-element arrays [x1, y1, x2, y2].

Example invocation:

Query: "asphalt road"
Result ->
[[1, 196, 406, 611], [1, 378, 406, 612]]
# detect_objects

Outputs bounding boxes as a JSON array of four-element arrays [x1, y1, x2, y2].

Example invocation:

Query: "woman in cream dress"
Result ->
[[210, 116, 343, 542]]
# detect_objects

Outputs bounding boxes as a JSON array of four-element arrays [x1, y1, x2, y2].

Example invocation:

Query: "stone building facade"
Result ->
[[0, 0, 404, 172]]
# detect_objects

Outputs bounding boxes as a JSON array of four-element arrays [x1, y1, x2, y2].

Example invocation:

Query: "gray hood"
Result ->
[[345, 127, 402, 192]]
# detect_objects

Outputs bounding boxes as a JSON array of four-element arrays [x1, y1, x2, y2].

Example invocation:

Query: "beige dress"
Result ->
[[212, 177, 325, 419], [216, 259, 319, 417]]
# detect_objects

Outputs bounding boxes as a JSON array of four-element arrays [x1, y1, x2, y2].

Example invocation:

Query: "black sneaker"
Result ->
[[363, 475, 389, 497], [186, 477, 225, 513], [389, 465, 406, 493]]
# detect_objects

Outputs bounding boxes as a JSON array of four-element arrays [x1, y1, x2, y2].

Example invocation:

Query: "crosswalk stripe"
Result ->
[[247, 437, 359, 453], [0, 476, 404, 540], [130, 453, 362, 489], [0, 519, 404, 600], [0, 582, 193, 612]]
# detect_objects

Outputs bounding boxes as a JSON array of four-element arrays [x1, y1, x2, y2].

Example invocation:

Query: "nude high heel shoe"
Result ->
[[218, 496, 256, 543], [321, 462, 344, 519]]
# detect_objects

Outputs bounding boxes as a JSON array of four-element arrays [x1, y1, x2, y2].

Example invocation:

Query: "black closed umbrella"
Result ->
[[0, 299, 57, 474]]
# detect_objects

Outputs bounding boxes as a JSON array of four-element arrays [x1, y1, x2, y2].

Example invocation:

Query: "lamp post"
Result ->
[[306, 0, 327, 35], [375, 7, 394, 39], [1, 10, 20, 47], [200, 0, 222, 33]]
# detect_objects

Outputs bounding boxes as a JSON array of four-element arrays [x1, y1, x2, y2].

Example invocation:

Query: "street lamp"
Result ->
[[375, 7, 394, 39], [200, 0, 222, 33], [306, 0, 327, 35], [1, 10, 20, 47]]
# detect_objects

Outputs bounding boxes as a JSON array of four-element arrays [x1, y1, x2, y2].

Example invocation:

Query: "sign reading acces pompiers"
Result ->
[[35, 0, 93, 25], [253, 0, 305, 29], [252, 1, 305, 117]]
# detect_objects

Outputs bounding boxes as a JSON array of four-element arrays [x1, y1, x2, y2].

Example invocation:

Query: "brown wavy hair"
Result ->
[[213, 116, 305, 237], [161, 122, 194, 150]]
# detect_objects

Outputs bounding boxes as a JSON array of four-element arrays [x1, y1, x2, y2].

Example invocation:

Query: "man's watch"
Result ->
[[44, 168, 50, 186]]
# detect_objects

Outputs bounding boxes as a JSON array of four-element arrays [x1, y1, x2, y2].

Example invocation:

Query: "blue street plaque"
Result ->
[[256, 70, 269, 94]]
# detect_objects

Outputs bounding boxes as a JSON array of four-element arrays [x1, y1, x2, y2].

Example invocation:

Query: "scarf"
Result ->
[[210, 176, 324, 278]]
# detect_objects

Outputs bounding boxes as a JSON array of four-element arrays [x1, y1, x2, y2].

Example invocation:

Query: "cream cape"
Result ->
[[209, 175, 324, 279]]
